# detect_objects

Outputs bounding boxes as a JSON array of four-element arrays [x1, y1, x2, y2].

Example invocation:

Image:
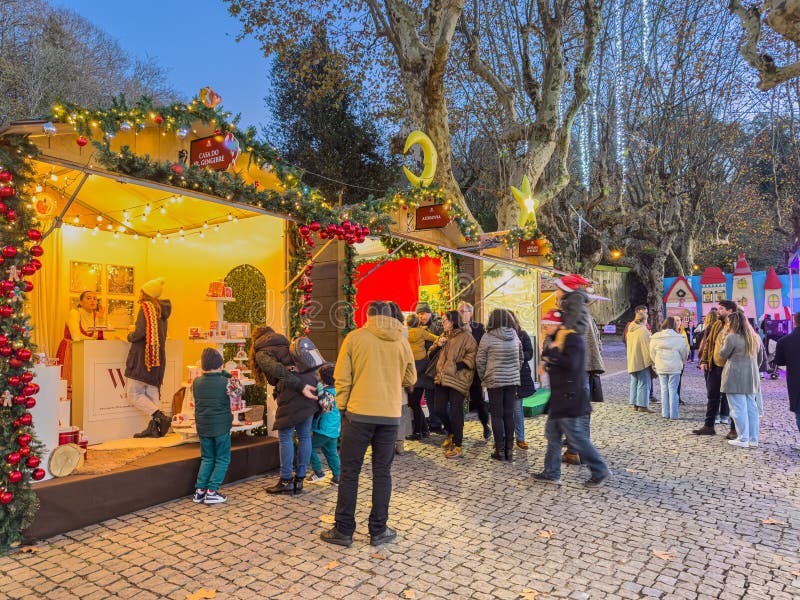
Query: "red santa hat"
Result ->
[[541, 309, 563, 325], [555, 274, 593, 293]]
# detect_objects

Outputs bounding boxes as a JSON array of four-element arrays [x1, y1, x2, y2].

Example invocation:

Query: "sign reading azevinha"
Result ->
[[415, 204, 451, 230]]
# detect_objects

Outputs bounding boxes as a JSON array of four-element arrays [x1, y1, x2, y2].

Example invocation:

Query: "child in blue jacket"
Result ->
[[308, 364, 341, 485]]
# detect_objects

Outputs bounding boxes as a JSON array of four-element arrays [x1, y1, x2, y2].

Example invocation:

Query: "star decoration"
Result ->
[[511, 176, 538, 228]]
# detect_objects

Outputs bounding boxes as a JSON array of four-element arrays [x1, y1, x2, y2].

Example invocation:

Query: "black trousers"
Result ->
[[407, 387, 426, 435], [334, 418, 397, 537], [704, 364, 730, 427], [469, 377, 489, 426], [488, 386, 516, 454], [424, 387, 442, 428], [434, 385, 465, 446]]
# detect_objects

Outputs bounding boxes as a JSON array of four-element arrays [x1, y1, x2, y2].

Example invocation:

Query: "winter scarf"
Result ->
[[141, 300, 161, 371]]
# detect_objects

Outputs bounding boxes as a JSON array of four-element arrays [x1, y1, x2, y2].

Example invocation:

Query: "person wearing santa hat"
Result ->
[[126, 277, 172, 438], [533, 309, 610, 487], [554, 274, 606, 464]]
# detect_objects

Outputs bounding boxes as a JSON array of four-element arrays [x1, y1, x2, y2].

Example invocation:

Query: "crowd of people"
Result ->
[[181, 274, 800, 547]]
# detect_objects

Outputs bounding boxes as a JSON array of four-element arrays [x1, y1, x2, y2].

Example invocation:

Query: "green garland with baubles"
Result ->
[[0, 136, 48, 552]]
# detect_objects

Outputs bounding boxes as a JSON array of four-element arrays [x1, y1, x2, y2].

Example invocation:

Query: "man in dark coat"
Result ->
[[533, 309, 610, 488], [774, 312, 800, 451]]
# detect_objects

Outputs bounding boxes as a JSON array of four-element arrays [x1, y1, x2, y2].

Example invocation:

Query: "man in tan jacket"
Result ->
[[694, 300, 737, 436], [321, 301, 416, 548]]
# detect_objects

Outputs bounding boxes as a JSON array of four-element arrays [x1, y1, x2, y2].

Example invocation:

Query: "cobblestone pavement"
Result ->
[[2, 340, 799, 599]]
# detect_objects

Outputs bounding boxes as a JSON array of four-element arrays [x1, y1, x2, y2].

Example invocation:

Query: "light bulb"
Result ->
[[164, 237, 169, 244], [96, 215, 103, 222], [169, 196, 176, 203], [35, 184, 42, 193], [176, 195, 183, 203], [156, 231, 162, 238], [123, 211, 130, 220], [144, 204, 152, 214], [92, 226, 98, 236], [199, 232, 205, 239], [73, 216, 79, 223], [213, 225, 220, 232], [106, 224, 113, 231], [160, 206, 167, 214], [133, 234, 139, 240], [203, 222, 208, 229], [114, 232, 119, 239], [227, 213, 233, 221], [151, 238, 156, 244]]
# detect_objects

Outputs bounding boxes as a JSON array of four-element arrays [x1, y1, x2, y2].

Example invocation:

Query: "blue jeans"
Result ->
[[727, 393, 759, 444], [513, 398, 525, 443], [543, 415, 609, 480], [629, 369, 651, 407], [310, 432, 340, 477], [195, 433, 231, 492], [278, 415, 313, 480], [659, 373, 680, 419]]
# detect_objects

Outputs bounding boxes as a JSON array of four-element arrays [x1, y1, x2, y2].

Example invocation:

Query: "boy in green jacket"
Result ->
[[192, 348, 233, 504]]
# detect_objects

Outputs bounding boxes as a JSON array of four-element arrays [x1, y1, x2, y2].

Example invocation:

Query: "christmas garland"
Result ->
[[385, 186, 480, 241], [341, 244, 358, 336], [0, 135, 47, 552]]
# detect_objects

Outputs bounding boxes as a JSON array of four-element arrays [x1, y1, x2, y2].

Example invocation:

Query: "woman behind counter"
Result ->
[[55, 290, 106, 395]]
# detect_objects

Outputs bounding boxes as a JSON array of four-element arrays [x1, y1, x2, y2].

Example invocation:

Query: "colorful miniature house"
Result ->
[[700, 266, 726, 316], [732, 253, 756, 319], [663, 275, 698, 325], [763, 266, 790, 321]]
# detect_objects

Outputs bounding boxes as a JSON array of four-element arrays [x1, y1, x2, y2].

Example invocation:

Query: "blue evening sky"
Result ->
[[55, 0, 272, 132]]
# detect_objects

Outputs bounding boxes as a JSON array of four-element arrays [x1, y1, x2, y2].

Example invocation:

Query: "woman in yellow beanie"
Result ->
[[125, 277, 173, 438]]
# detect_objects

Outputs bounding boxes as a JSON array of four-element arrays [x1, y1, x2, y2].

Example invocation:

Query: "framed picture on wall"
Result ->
[[107, 265, 135, 295], [69, 261, 102, 293], [107, 299, 135, 329]]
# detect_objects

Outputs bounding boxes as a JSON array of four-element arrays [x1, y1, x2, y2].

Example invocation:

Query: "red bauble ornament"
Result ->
[[154, 115, 164, 125], [0, 280, 13, 293], [23, 281, 33, 292], [6, 452, 20, 466], [309, 221, 321, 232], [170, 164, 183, 174], [22, 386, 36, 398], [0, 346, 12, 357], [304, 327, 311, 335], [0, 201, 6, 213], [318, 231, 328, 239], [8, 470, 22, 484], [326, 223, 336, 233], [27, 229, 42, 241], [13, 420, 19, 427], [16, 348, 32, 362], [299, 308, 307, 316], [5, 209, 16, 222], [29, 245, 44, 257], [26, 456, 40, 468], [8, 357, 22, 368], [30, 258, 42, 270], [17, 434, 31, 446], [0, 170, 11, 182], [20, 372, 33, 383], [299, 225, 310, 236], [7, 375, 20, 386], [19, 413, 32, 426], [0, 492, 13, 505], [0, 334, 7, 346], [76, 136, 88, 147], [19, 446, 31, 457], [2, 245, 17, 258], [20, 264, 36, 276], [0, 187, 14, 198], [13, 395, 26, 405], [25, 397, 36, 409], [32, 469, 45, 481], [342, 220, 352, 232]]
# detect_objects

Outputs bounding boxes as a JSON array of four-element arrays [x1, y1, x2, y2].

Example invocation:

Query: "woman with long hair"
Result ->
[[649, 316, 689, 419], [430, 310, 477, 459], [476, 309, 522, 461], [125, 278, 172, 438], [719, 311, 761, 448]]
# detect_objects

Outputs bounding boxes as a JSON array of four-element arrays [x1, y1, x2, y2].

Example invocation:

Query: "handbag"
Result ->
[[424, 345, 442, 379], [589, 372, 604, 403]]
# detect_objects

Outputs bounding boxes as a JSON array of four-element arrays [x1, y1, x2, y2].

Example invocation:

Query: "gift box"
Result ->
[[207, 281, 225, 297]]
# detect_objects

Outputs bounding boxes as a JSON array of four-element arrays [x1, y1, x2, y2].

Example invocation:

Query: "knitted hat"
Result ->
[[141, 277, 166, 299], [200, 347, 224, 371], [555, 274, 592, 293], [415, 302, 432, 314], [541, 309, 563, 326]]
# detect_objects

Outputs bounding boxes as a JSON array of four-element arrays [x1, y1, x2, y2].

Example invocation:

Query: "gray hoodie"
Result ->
[[476, 327, 523, 389]]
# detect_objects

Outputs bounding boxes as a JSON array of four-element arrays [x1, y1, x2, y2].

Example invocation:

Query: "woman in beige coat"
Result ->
[[626, 312, 653, 412], [430, 310, 477, 458]]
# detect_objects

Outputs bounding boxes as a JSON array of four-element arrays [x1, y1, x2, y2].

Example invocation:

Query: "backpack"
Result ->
[[289, 336, 326, 374]]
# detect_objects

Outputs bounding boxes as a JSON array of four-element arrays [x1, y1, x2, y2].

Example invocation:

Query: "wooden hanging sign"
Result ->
[[415, 204, 451, 230]]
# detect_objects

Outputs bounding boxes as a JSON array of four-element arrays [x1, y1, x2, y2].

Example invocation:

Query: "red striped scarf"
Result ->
[[142, 301, 161, 371]]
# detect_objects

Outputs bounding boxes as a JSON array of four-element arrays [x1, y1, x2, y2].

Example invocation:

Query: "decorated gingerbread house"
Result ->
[[663, 275, 698, 325], [763, 266, 790, 321], [700, 267, 726, 315], [732, 253, 756, 319]]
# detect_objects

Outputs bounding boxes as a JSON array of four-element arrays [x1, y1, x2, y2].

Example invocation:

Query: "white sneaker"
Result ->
[[747, 442, 758, 448], [307, 472, 327, 483], [714, 417, 721, 425], [203, 490, 227, 504], [720, 417, 729, 425], [727, 439, 749, 448]]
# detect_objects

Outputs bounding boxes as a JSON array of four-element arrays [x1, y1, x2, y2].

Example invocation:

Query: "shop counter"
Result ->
[[71, 340, 184, 443]]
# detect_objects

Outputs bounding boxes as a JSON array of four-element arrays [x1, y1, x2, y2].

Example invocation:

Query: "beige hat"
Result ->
[[141, 277, 166, 299]]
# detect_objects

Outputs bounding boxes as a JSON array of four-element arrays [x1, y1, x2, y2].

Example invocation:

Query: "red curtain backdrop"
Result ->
[[354, 256, 441, 326]]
